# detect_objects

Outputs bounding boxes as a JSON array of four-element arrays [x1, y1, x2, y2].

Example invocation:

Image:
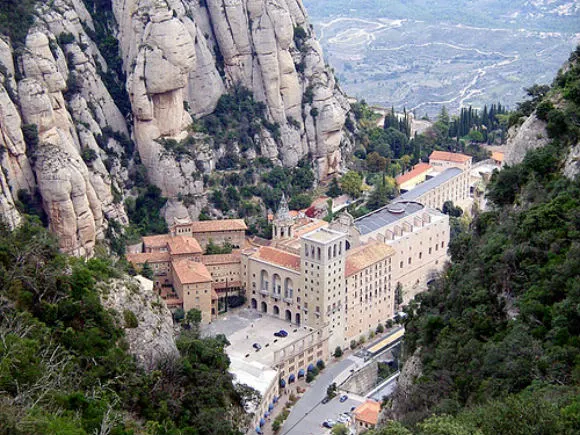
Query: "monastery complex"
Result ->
[[126, 151, 499, 393]]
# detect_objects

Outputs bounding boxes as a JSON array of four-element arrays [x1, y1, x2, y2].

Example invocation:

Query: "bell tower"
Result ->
[[273, 193, 294, 240]]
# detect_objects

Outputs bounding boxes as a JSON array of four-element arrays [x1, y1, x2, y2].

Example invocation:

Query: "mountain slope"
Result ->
[[372, 48, 580, 434]]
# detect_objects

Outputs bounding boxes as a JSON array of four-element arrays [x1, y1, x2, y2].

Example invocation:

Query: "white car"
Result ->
[[337, 414, 351, 424]]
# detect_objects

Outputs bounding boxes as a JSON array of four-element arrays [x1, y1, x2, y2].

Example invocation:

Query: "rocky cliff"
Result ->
[[98, 275, 179, 370], [0, 0, 352, 254]]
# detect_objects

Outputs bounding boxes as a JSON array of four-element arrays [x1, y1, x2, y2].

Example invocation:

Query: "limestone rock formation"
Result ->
[[98, 275, 178, 370], [0, 0, 129, 255], [0, 0, 351, 251], [503, 112, 550, 167], [115, 0, 352, 208]]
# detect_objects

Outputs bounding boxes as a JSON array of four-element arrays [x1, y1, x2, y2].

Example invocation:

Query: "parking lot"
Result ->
[[202, 308, 315, 367]]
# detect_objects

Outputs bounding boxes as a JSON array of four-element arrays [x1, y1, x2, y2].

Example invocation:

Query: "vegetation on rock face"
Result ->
[[0, 218, 251, 435], [371, 48, 580, 435], [0, 0, 39, 44]]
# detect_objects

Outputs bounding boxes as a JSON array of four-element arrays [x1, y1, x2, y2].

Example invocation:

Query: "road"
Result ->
[[281, 356, 364, 435]]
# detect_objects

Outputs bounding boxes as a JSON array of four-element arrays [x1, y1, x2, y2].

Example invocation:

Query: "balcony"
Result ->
[[283, 297, 293, 304], [260, 289, 269, 296], [272, 293, 281, 300]]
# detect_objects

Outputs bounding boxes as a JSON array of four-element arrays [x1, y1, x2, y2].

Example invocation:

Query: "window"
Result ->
[[400, 261, 403, 268]]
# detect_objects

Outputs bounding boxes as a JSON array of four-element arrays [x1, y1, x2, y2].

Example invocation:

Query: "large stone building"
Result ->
[[332, 201, 449, 304], [170, 219, 247, 250], [127, 221, 247, 323], [394, 151, 472, 211], [244, 217, 397, 353]]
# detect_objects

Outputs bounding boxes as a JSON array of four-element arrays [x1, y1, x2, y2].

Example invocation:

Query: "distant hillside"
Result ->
[[304, 0, 579, 116]]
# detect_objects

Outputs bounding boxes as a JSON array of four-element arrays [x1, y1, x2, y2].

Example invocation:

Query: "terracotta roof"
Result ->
[[201, 251, 241, 265], [189, 219, 247, 233], [354, 400, 381, 425], [172, 259, 212, 284], [429, 150, 472, 163], [253, 246, 301, 271], [211, 289, 219, 300], [142, 234, 173, 249], [396, 163, 432, 185], [167, 236, 202, 255], [126, 252, 170, 264], [345, 242, 395, 277], [492, 151, 504, 162], [292, 218, 328, 238]]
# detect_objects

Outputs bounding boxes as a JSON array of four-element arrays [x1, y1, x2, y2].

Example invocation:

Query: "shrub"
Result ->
[[334, 346, 343, 358], [316, 360, 325, 370], [306, 372, 314, 383], [58, 32, 75, 45], [376, 324, 385, 334], [123, 310, 138, 328], [350, 340, 357, 350], [81, 148, 98, 164]]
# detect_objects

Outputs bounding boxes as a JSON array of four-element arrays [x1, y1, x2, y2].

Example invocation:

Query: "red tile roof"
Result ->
[[429, 150, 472, 163], [345, 242, 395, 277], [126, 252, 170, 265], [167, 236, 202, 255], [189, 219, 247, 233], [142, 234, 173, 249], [396, 163, 432, 185], [254, 246, 301, 271], [172, 259, 212, 284], [492, 151, 504, 162], [354, 400, 381, 425], [201, 251, 241, 265]]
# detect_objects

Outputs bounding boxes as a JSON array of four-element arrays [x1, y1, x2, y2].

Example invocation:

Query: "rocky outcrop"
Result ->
[[0, 0, 351, 249], [564, 143, 580, 179], [114, 0, 351, 215], [0, 0, 129, 255], [98, 275, 178, 370], [503, 112, 549, 167], [504, 109, 580, 180]]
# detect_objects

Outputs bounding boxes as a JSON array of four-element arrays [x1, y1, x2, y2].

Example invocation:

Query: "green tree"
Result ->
[[334, 346, 343, 358], [327, 177, 343, 198], [367, 152, 388, 173], [367, 175, 398, 211], [340, 171, 363, 198], [331, 423, 349, 435], [327, 382, 338, 398], [394, 283, 403, 308], [141, 261, 154, 280]]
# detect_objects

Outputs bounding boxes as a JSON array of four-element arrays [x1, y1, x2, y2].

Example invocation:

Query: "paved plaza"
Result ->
[[202, 308, 315, 367]]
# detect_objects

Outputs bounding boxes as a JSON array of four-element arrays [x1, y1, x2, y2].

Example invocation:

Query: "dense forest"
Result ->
[[369, 47, 580, 435], [0, 219, 253, 435]]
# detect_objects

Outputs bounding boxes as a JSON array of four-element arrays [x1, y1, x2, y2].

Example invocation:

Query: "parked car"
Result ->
[[339, 394, 348, 403], [321, 396, 331, 404], [338, 413, 351, 424], [252, 343, 261, 350], [274, 330, 288, 337], [322, 420, 336, 428]]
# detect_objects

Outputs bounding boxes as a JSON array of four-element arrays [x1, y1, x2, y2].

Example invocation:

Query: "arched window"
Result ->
[[333, 244, 337, 257], [273, 274, 282, 295], [260, 270, 269, 291], [284, 278, 294, 299]]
